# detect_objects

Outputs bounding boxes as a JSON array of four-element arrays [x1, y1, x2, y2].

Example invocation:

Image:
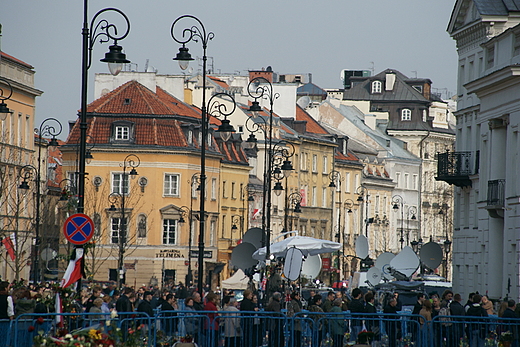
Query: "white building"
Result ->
[[444, 0, 520, 300]]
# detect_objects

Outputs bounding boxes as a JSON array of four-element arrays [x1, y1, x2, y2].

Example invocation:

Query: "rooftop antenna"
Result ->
[[411, 70, 418, 78], [370, 61, 375, 75]]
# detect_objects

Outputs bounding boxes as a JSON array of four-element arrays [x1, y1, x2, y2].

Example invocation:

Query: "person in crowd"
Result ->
[[192, 292, 204, 311], [161, 293, 178, 336], [116, 287, 134, 314], [265, 292, 284, 347], [101, 294, 111, 314], [364, 292, 379, 341], [431, 295, 441, 318], [465, 292, 476, 312], [204, 292, 220, 347], [222, 296, 241, 347], [89, 297, 104, 320], [394, 291, 403, 311], [441, 290, 454, 308], [14, 288, 35, 318], [419, 299, 433, 328], [335, 291, 349, 311], [84, 286, 102, 313], [349, 288, 365, 342], [383, 297, 402, 347], [308, 295, 325, 344], [450, 293, 466, 344], [110, 290, 120, 311], [251, 294, 262, 347], [330, 298, 346, 347], [239, 289, 256, 346], [184, 297, 199, 340], [498, 300, 509, 318], [137, 291, 154, 317], [33, 294, 48, 315], [321, 291, 335, 313], [0, 281, 14, 320], [500, 299, 519, 347], [287, 291, 303, 347], [466, 294, 488, 347], [411, 292, 426, 341], [481, 295, 494, 315]]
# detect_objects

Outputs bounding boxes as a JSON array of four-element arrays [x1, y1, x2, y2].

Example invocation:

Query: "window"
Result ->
[[111, 217, 127, 244], [395, 172, 401, 188], [162, 219, 177, 244], [412, 174, 418, 190], [345, 172, 351, 193], [164, 174, 179, 196], [514, 31, 520, 56], [115, 126, 130, 140], [231, 182, 236, 199], [322, 156, 328, 174], [371, 81, 382, 93], [486, 46, 494, 69], [191, 179, 198, 198], [322, 187, 327, 208], [222, 180, 227, 198], [112, 173, 129, 195], [210, 219, 216, 246], [401, 109, 412, 121], [404, 173, 409, 189], [211, 178, 217, 200], [188, 130, 193, 145], [137, 215, 147, 238], [312, 186, 317, 206], [300, 152, 308, 171], [312, 155, 318, 173]]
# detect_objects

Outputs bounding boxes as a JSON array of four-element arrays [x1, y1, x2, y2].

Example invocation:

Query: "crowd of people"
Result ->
[[1, 278, 520, 347]]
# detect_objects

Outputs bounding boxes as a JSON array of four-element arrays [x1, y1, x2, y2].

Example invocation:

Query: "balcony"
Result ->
[[435, 151, 474, 187], [486, 179, 505, 218]]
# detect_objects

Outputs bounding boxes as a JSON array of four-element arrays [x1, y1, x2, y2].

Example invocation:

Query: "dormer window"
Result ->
[[371, 80, 382, 94], [110, 121, 135, 143], [412, 85, 423, 93], [401, 109, 412, 121], [115, 126, 130, 140], [188, 129, 193, 145]]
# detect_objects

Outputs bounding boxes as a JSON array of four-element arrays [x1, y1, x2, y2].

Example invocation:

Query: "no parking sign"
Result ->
[[63, 213, 94, 245]]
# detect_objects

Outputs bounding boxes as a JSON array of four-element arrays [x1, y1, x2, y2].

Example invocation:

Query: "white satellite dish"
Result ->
[[296, 96, 311, 109], [301, 254, 322, 279], [375, 252, 396, 281], [366, 267, 382, 287], [355, 235, 369, 259], [231, 242, 258, 271], [420, 242, 443, 270], [283, 247, 303, 281], [389, 246, 420, 279]]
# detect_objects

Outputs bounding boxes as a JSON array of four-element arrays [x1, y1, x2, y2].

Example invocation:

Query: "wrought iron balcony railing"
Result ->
[[436, 150, 474, 187]]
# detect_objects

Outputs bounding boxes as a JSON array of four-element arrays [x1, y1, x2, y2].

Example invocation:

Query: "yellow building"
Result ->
[[0, 51, 43, 281], [61, 80, 249, 289]]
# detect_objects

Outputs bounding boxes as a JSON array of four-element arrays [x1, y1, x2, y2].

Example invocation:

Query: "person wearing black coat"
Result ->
[[501, 300, 519, 345], [466, 294, 488, 347], [383, 298, 402, 347], [161, 294, 178, 336], [240, 290, 257, 347], [449, 294, 466, 344], [116, 287, 134, 314], [349, 288, 365, 342]]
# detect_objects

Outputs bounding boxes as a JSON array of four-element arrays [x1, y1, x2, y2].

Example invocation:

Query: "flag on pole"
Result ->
[[60, 247, 85, 288], [2, 237, 16, 261], [55, 292, 63, 326], [252, 208, 262, 220]]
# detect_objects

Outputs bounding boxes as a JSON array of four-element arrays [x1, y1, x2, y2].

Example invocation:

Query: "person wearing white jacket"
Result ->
[[222, 296, 241, 347]]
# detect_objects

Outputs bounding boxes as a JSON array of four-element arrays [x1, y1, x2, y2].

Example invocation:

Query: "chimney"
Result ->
[[281, 117, 307, 134], [385, 71, 396, 91], [249, 66, 273, 83]]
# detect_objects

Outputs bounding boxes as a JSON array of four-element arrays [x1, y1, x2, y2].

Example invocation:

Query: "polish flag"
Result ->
[[60, 247, 85, 288], [2, 237, 16, 261], [252, 208, 262, 220], [55, 292, 63, 326]]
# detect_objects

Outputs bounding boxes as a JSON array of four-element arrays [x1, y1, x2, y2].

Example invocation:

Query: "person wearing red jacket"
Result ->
[[204, 292, 220, 347]]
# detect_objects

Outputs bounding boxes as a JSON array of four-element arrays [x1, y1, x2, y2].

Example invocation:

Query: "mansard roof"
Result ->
[[342, 69, 430, 103]]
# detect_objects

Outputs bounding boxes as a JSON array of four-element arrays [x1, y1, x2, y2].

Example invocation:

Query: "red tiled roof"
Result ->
[[335, 149, 359, 162], [209, 76, 230, 90], [295, 105, 329, 135], [1, 51, 33, 69]]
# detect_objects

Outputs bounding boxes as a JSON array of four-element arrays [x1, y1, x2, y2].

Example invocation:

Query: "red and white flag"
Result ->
[[60, 247, 85, 288], [55, 292, 63, 326], [252, 208, 262, 220], [2, 237, 16, 261]]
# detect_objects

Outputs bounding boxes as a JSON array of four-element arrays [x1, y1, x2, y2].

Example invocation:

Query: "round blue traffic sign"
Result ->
[[63, 213, 94, 245]]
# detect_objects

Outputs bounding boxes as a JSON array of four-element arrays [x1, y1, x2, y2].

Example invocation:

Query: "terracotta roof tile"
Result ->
[[209, 76, 230, 90], [1, 51, 33, 69], [295, 105, 329, 135]]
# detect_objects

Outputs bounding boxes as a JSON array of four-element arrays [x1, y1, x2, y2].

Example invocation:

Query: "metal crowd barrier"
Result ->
[[3, 310, 520, 347]]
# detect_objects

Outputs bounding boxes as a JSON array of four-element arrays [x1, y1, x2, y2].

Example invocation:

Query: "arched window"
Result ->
[[371, 81, 382, 94], [401, 109, 412, 121]]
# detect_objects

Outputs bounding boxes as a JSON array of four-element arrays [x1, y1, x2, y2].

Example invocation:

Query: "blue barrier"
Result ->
[[4, 311, 520, 347]]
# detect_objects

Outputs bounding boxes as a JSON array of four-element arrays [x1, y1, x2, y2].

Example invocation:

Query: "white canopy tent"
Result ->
[[221, 269, 249, 290]]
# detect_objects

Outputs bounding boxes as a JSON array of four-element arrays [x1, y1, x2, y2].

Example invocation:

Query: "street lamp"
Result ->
[[356, 185, 369, 237], [392, 195, 405, 250], [0, 77, 14, 121], [77, 4, 131, 215], [18, 118, 62, 283], [284, 192, 303, 233], [443, 239, 452, 279], [406, 206, 417, 246], [177, 206, 193, 286], [342, 199, 355, 277], [171, 15, 237, 294], [108, 154, 139, 289]]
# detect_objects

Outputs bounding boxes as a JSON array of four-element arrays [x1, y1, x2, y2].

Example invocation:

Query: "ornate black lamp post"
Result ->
[[284, 192, 303, 233], [0, 77, 14, 120], [18, 118, 62, 283], [392, 195, 405, 250], [177, 206, 193, 286], [406, 206, 417, 246], [171, 15, 237, 293], [77, 3, 131, 215], [356, 185, 369, 237], [108, 154, 139, 289]]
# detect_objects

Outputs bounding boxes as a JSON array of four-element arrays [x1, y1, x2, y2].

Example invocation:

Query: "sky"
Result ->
[[1, 0, 458, 135]]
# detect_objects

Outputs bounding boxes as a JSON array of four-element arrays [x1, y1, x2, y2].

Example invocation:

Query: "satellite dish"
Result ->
[[301, 254, 322, 279], [420, 242, 443, 270], [296, 96, 311, 109], [375, 252, 396, 281], [283, 247, 303, 281], [366, 267, 382, 287], [389, 246, 420, 280], [242, 227, 265, 250], [355, 235, 369, 259], [231, 242, 258, 271]]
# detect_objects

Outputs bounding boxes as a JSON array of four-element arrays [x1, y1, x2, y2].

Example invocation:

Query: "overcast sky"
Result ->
[[1, 0, 458, 133]]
